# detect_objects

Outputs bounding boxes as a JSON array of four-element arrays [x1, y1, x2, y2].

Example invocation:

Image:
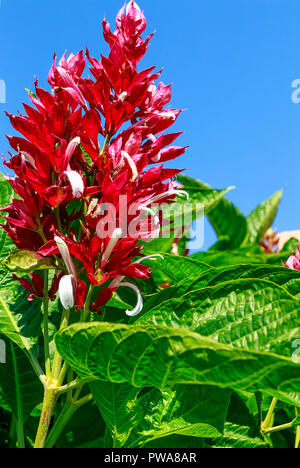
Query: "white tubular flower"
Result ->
[[147, 134, 161, 163], [121, 150, 138, 182], [141, 190, 189, 208], [139, 206, 160, 240], [119, 91, 128, 102], [65, 137, 81, 165], [55, 236, 76, 277], [64, 170, 84, 199], [100, 228, 123, 267], [135, 254, 164, 264], [117, 282, 143, 317], [21, 151, 37, 169], [58, 274, 75, 310]]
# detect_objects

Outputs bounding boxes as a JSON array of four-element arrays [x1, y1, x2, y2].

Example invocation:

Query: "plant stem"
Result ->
[[54, 206, 63, 232], [43, 270, 51, 378], [262, 421, 298, 435], [44, 400, 77, 448], [16, 417, 25, 448], [261, 397, 277, 431], [44, 390, 92, 448], [81, 284, 94, 321], [34, 386, 58, 448], [296, 408, 300, 449], [51, 308, 70, 381]]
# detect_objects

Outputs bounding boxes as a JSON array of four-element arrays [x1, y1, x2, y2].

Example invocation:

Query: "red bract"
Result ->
[[1, 1, 188, 315]]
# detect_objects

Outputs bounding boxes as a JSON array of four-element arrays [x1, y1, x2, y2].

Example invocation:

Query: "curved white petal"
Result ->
[[121, 150, 138, 182], [137, 206, 161, 241], [117, 282, 143, 317], [119, 91, 128, 102], [65, 170, 84, 199], [100, 228, 123, 266], [135, 254, 164, 264], [58, 274, 75, 310], [141, 190, 189, 208], [55, 236, 76, 277]]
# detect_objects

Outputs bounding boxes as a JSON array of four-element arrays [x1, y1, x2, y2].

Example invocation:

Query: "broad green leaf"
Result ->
[[127, 385, 231, 447], [209, 422, 268, 448], [138, 275, 300, 359], [177, 174, 234, 217], [0, 173, 15, 283], [142, 262, 300, 318], [208, 198, 247, 249], [178, 176, 247, 249], [143, 252, 210, 286], [245, 190, 283, 245], [55, 322, 300, 395], [90, 382, 140, 448], [191, 245, 296, 267], [0, 336, 43, 425], [2, 250, 52, 273]]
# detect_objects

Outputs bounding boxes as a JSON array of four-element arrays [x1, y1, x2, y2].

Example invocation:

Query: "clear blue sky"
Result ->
[[1, 0, 300, 249]]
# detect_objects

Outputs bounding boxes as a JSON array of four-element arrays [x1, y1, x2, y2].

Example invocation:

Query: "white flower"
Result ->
[[58, 274, 75, 310], [64, 170, 84, 199]]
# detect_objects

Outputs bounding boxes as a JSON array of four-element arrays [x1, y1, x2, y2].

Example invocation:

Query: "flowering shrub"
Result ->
[[0, 1, 299, 449]]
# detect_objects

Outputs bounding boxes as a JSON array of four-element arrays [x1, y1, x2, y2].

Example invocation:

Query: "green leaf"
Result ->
[[0, 336, 43, 424], [245, 190, 283, 245], [55, 322, 300, 395], [2, 249, 52, 273], [191, 245, 295, 268], [177, 175, 234, 217], [178, 177, 247, 249], [127, 385, 231, 447], [143, 252, 210, 286], [25, 88, 37, 99], [138, 270, 300, 358], [90, 382, 140, 448], [55, 401, 105, 449], [209, 422, 268, 448]]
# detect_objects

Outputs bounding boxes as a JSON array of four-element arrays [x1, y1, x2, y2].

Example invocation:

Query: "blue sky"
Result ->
[[0, 0, 300, 248]]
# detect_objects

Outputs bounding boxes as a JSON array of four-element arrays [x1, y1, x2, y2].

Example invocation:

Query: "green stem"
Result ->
[[16, 418, 25, 449], [43, 270, 51, 378], [33, 386, 58, 448], [51, 309, 70, 381], [262, 421, 297, 435], [261, 397, 277, 431], [44, 400, 77, 448], [56, 377, 96, 396], [81, 284, 94, 321], [54, 206, 63, 232], [44, 391, 92, 448], [296, 408, 300, 449]]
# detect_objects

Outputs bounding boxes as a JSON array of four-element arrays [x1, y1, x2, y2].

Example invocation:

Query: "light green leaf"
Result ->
[[2, 250, 52, 273], [209, 422, 268, 448], [90, 381, 140, 448], [55, 322, 300, 395], [245, 190, 283, 244], [127, 385, 231, 447]]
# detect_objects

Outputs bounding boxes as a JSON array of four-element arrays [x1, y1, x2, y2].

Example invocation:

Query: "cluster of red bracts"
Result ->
[[1, 1, 188, 315]]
